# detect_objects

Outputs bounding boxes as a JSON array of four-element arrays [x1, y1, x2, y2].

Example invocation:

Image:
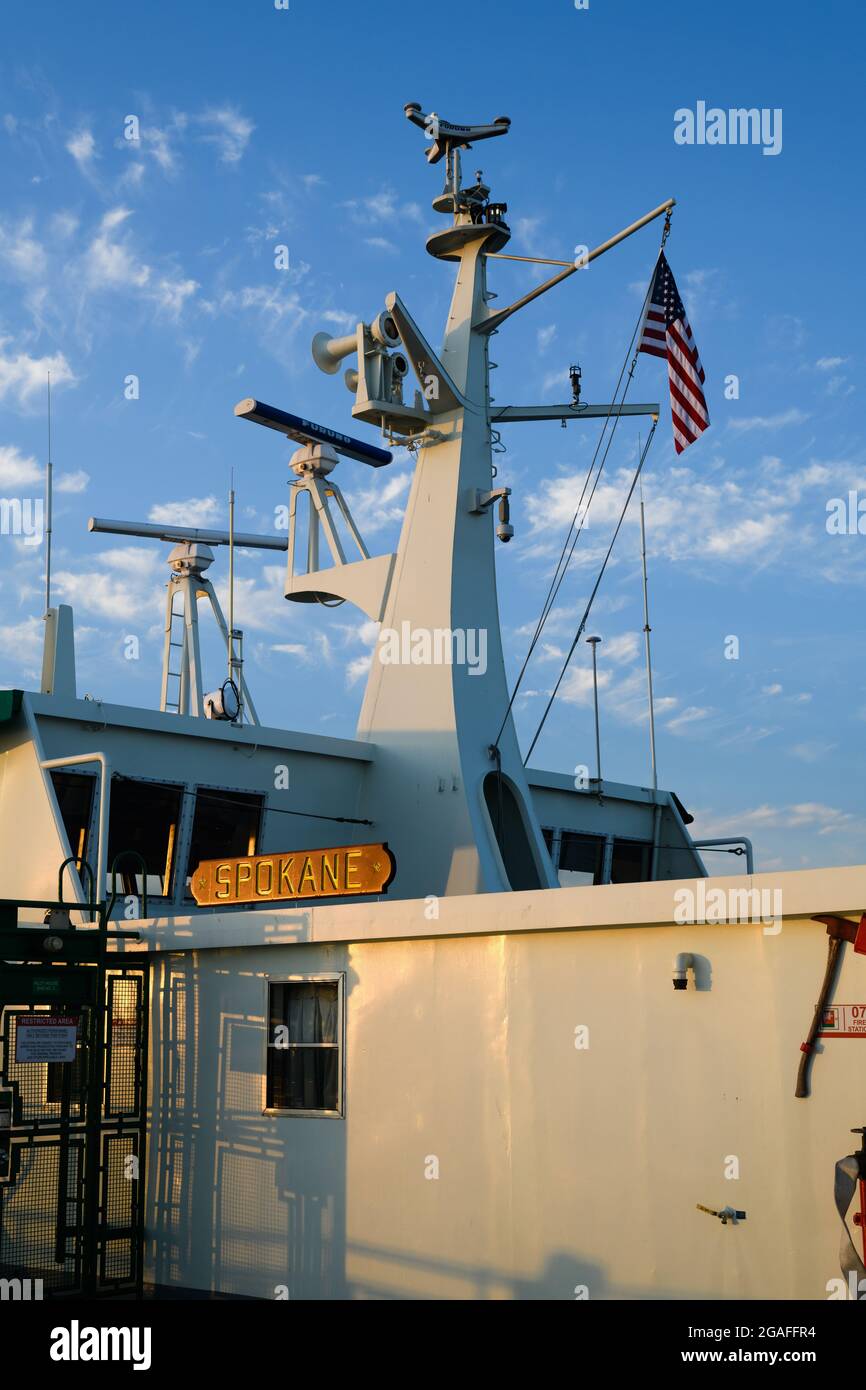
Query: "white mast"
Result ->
[[247, 104, 670, 898]]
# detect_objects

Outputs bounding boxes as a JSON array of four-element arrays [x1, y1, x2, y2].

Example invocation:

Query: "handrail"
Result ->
[[57, 856, 96, 920], [693, 837, 754, 875], [106, 851, 149, 923], [41, 752, 112, 914]]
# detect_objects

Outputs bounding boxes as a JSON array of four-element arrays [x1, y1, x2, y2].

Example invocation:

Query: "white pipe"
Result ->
[[693, 837, 755, 875], [673, 952, 694, 990], [41, 752, 111, 910]]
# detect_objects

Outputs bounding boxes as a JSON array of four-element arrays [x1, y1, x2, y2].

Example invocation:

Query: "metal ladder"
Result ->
[[163, 587, 186, 714]]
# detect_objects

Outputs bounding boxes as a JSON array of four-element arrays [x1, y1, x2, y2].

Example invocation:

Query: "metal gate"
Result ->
[[0, 890, 148, 1298]]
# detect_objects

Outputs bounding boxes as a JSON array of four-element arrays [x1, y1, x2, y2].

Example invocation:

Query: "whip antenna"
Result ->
[[45, 371, 53, 615], [227, 467, 243, 725], [639, 470, 658, 791]]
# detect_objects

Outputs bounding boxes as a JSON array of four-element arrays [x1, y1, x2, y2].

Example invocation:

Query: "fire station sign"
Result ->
[[190, 842, 395, 907], [818, 1005, 866, 1039], [15, 1015, 79, 1064]]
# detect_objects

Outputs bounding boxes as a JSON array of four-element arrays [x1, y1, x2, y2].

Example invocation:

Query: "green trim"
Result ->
[[0, 689, 23, 723]]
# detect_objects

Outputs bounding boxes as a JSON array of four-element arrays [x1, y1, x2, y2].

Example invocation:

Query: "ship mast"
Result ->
[[240, 106, 672, 898]]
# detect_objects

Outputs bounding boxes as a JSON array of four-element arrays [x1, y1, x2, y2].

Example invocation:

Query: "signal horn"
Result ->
[[312, 330, 358, 376]]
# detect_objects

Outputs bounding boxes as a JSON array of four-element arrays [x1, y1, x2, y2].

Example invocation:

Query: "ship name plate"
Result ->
[[190, 842, 395, 906]]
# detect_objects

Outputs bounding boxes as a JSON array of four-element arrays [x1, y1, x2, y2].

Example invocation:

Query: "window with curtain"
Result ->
[[266, 979, 343, 1115]]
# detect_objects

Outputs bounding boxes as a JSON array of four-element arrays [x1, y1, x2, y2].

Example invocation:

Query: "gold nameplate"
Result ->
[[190, 842, 395, 907]]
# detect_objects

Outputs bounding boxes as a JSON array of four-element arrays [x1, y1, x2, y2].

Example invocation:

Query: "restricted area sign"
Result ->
[[15, 1015, 79, 1064]]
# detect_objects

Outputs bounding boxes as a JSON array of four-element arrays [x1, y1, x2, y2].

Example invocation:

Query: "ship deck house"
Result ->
[[2, 688, 865, 1299]]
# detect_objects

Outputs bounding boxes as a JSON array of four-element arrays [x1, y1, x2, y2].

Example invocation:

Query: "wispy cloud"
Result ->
[[524, 453, 839, 572], [343, 468, 411, 536], [0, 444, 42, 487], [666, 704, 713, 734], [66, 127, 96, 169], [84, 207, 198, 316], [56, 469, 89, 494], [0, 344, 76, 407], [789, 740, 836, 763], [197, 106, 254, 164], [696, 801, 859, 839], [148, 496, 222, 527], [341, 188, 423, 226], [0, 216, 47, 278], [728, 408, 809, 433], [0, 615, 46, 680], [54, 546, 164, 621]]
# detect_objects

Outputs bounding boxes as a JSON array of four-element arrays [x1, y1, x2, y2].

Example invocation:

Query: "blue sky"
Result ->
[[0, 0, 864, 874]]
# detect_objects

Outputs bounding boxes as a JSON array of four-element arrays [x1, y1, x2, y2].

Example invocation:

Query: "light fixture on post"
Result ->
[[587, 635, 602, 790]]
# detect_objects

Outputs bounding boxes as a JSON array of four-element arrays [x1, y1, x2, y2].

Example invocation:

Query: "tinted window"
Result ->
[[51, 771, 95, 881], [106, 779, 184, 899], [185, 789, 263, 894]]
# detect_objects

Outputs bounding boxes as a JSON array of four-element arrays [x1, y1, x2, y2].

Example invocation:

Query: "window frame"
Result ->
[[182, 783, 266, 901], [105, 773, 186, 901], [557, 829, 606, 886], [609, 836, 653, 885], [49, 769, 98, 887], [262, 973, 345, 1120]]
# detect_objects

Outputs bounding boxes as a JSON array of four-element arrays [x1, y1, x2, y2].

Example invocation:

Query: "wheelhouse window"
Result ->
[[106, 778, 184, 899], [545, 828, 654, 886], [50, 771, 94, 880], [610, 838, 651, 884], [185, 788, 263, 894], [266, 978, 343, 1116], [558, 831, 604, 887]]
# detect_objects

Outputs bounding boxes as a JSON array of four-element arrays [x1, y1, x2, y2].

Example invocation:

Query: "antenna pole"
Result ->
[[639, 476, 658, 791], [228, 470, 242, 723], [45, 372, 53, 615]]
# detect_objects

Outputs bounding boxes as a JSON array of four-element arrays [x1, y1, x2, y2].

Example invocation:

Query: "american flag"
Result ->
[[638, 253, 709, 454]]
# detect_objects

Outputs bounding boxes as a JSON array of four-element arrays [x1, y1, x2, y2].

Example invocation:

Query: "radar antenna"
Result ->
[[87, 515, 286, 724], [404, 103, 510, 202]]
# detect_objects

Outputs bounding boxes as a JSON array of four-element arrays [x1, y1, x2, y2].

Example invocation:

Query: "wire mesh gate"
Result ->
[[0, 895, 148, 1298]]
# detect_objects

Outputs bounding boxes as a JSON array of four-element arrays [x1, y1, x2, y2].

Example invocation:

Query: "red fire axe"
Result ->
[[796, 913, 866, 1099]]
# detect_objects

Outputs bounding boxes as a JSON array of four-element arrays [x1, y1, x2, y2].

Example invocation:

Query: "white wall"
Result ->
[[144, 910, 865, 1299]]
